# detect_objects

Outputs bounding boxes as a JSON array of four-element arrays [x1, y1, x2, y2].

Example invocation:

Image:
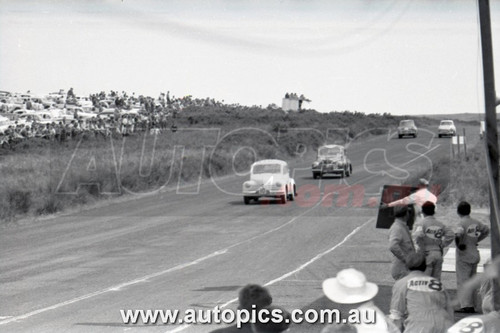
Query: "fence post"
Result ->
[[463, 128, 467, 157]]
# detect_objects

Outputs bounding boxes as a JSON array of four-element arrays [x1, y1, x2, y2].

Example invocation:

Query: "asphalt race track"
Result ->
[[0, 127, 475, 332]]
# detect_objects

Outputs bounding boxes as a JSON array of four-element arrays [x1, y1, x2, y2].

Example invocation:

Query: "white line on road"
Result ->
[[0, 249, 227, 326], [264, 219, 372, 287], [164, 218, 372, 333]]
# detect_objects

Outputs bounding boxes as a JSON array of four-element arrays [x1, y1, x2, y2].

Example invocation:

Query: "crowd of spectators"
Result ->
[[0, 88, 226, 148]]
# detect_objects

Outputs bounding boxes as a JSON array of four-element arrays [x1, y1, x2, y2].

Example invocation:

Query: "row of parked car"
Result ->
[[397, 119, 457, 138]]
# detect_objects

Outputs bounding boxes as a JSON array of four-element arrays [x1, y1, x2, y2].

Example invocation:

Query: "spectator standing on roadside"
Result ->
[[389, 205, 416, 280], [454, 201, 490, 313], [389, 252, 454, 333], [209, 284, 273, 333], [412, 201, 454, 280], [322, 268, 400, 333]]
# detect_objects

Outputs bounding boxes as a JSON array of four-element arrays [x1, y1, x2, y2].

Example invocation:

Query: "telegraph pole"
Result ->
[[478, 0, 500, 310]]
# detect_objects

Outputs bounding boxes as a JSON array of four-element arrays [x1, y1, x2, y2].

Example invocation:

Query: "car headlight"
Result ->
[[244, 181, 257, 189]]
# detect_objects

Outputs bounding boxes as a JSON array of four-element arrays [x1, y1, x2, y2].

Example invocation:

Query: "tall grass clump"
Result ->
[[406, 143, 489, 207]]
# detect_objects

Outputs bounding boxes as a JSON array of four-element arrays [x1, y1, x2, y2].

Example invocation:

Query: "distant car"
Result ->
[[438, 120, 456, 138], [312, 144, 352, 179], [242, 159, 296, 204], [398, 119, 418, 138], [97, 110, 118, 119]]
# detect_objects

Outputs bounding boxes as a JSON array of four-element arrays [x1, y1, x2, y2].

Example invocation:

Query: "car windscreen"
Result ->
[[318, 147, 342, 157], [399, 120, 414, 127], [252, 164, 282, 174], [440, 121, 453, 126]]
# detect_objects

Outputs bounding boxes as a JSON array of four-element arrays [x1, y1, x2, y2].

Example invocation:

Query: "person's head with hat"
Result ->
[[251, 305, 291, 333], [322, 269, 394, 333], [322, 268, 378, 305]]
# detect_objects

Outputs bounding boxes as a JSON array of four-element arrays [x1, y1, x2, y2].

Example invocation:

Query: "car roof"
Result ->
[[251, 159, 287, 166], [319, 144, 344, 149]]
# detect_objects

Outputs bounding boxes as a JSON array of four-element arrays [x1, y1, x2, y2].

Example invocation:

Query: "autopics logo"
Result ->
[[52, 126, 439, 204]]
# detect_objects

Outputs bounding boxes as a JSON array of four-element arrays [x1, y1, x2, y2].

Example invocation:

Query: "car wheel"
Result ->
[[313, 172, 319, 179], [288, 187, 295, 201], [414, 134, 417, 138], [244, 196, 251, 205], [438, 134, 442, 138], [341, 170, 345, 178], [398, 134, 403, 139], [280, 193, 287, 204]]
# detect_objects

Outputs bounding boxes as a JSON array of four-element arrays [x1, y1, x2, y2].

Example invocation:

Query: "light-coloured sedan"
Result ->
[[242, 159, 296, 204], [438, 120, 456, 138]]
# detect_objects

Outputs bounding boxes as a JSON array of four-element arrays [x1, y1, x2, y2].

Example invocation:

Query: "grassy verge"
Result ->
[[407, 142, 489, 208]]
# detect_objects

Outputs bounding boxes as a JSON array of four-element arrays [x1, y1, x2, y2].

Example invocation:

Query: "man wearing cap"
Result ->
[[389, 252, 454, 333], [454, 201, 490, 313], [388, 205, 416, 280], [322, 268, 400, 333], [412, 201, 454, 280]]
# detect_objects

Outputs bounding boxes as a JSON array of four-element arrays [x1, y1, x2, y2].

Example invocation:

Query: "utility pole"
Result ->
[[478, 0, 500, 310]]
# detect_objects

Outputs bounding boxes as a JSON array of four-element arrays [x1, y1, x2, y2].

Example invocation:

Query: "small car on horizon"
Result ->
[[242, 159, 296, 204], [438, 120, 456, 138], [312, 144, 352, 179], [397, 119, 418, 138]]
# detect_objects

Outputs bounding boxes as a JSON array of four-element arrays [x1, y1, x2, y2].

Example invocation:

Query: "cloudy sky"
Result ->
[[0, 0, 499, 115]]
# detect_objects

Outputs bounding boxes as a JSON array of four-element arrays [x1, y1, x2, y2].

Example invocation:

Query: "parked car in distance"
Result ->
[[312, 144, 352, 179], [438, 120, 456, 138], [398, 119, 418, 138], [242, 159, 296, 204]]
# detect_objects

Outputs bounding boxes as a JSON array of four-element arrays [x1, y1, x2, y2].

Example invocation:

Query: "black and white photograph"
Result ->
[[1, 0, 500, 332]]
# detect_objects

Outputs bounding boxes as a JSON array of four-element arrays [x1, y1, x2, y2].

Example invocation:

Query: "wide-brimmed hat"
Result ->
[[322, 268, 378, 304]]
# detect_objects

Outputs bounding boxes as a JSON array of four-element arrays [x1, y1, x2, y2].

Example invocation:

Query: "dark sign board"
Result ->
[[376, 185, 418, 229]]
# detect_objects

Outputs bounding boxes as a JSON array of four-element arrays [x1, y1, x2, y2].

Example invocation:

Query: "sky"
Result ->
[[0, 0, 499, 115]]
